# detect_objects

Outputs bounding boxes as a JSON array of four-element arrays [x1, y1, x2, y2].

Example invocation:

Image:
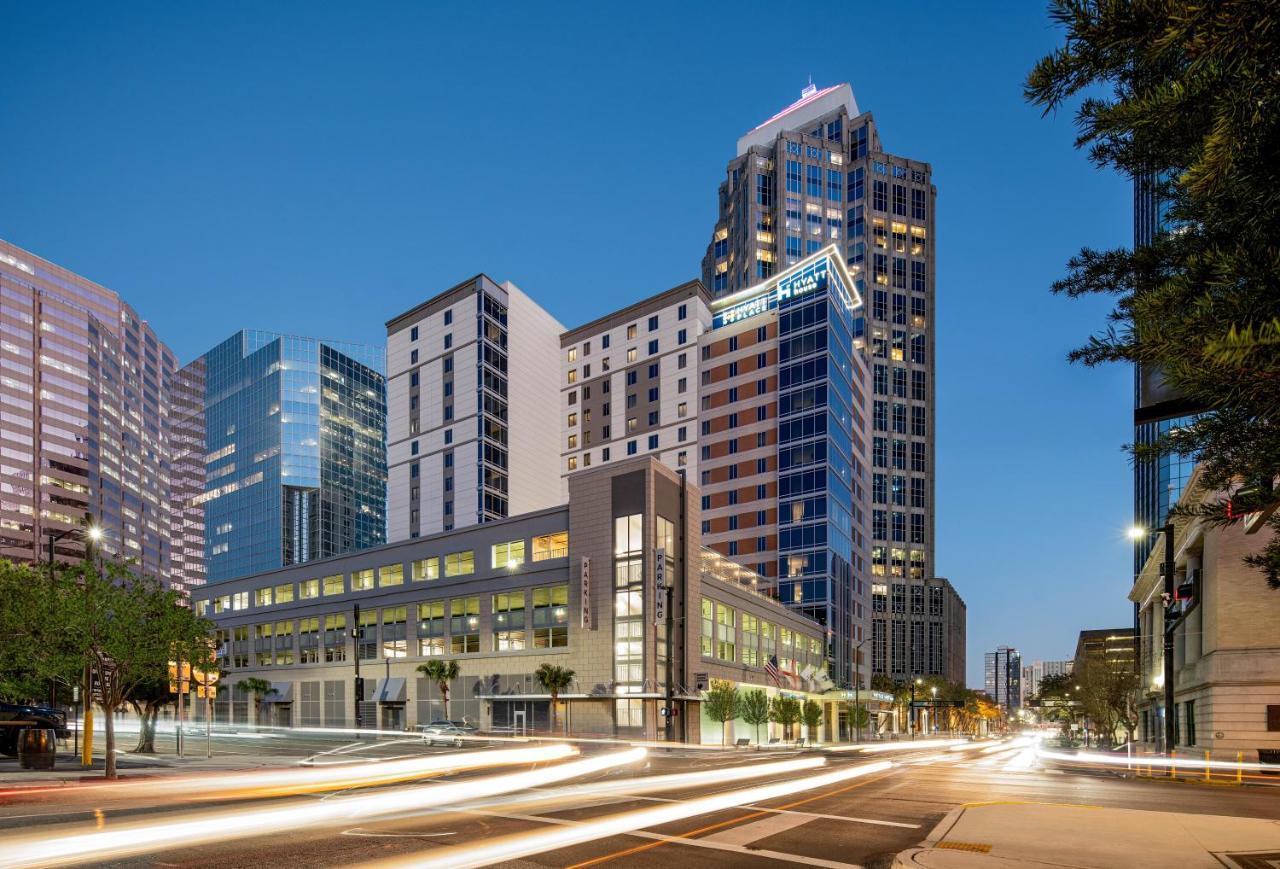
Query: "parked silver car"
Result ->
[[418, 720, 477, 747]]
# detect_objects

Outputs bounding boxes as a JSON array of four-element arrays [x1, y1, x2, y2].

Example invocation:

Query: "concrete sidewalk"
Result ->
[[894, 801, 1280, 868], [0, 752, 286, 787]]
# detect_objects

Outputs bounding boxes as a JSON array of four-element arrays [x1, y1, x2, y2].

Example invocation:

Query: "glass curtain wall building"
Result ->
[[1132, 173, 1203, 572], [701, 82, 937, 618], [699, 248, 870, 688], [173, 330, 386, 584]]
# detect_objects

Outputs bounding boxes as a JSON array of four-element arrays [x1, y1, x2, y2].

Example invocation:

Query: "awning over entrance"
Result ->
[[262, 682, 293, 703], [375, 677, 406, 703]]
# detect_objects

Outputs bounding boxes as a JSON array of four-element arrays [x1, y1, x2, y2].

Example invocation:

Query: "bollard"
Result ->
[[1205, 751, 1211, 782], [1238, 751, 1244, 784], [1171, 751, 1176, 780]]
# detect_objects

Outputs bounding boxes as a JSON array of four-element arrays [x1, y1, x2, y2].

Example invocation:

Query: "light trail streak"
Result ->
[[363, 759, 893, 869], [0, 747, 646, 868], [5, 744, 576, 803], [427, 755, 829, 816], [856, 738, 970, 753], [1037, 746, 1278, 773]]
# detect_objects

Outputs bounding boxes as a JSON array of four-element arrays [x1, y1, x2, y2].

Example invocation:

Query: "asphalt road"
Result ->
[[1, 737, 1278, 868]]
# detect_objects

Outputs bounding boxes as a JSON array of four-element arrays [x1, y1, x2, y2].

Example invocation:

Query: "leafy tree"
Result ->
[[416, 659, 460, 721], [1026, 0, 1280, 587], [60, 559, 213, 778], [769, 695, 801, 740], [1035, 673, 1073, 701], [703, 679, 740, 745], [801, 699, 823, 744], [1074, 655, 1139, 748], [236, 676, 277, 730], [533, 663, 575, 735], [847, 702, 870, 735], [740, 689, 770, 745]]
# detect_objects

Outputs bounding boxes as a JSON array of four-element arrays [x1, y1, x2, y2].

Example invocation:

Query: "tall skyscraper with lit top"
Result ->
[[702, 83, 941, 683]]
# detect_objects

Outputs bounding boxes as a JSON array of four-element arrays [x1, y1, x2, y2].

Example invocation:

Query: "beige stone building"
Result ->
[[1130, 466, 1280, 760], [203, 456, 849, 744]]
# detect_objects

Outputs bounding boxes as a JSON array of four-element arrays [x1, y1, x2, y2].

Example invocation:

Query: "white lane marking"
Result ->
[[700, 810, 812, 846], [633, 794, 921, 830], [460, 807, 863, 869], [342, 828, 456, 838]]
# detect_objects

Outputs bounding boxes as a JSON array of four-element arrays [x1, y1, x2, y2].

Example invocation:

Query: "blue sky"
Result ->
[[0, 1, 1135, 686]]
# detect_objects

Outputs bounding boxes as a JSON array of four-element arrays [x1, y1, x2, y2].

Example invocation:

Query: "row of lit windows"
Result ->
[[196, 532, 570, 615]]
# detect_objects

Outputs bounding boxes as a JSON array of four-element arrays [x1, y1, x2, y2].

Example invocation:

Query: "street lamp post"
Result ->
[[853, 638, 867, 743], [909, 678, 922, 740], [1131, 523, 1177, 756], [930, 686, 938, 735]]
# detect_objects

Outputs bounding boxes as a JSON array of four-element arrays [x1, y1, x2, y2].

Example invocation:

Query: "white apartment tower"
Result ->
[[386, 275, 563, 539]]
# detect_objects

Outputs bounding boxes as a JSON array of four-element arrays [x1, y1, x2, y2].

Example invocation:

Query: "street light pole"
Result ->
[[1159, 523, 1176, 757], [1131, 522, 1178, 757], [853, 638, 867, 743]]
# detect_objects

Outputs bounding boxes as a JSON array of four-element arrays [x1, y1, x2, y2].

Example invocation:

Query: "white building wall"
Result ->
[[505, 282, 566, 513]]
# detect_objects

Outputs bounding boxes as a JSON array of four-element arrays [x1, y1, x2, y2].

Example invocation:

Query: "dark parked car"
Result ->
[[0, 702, 69, 756]]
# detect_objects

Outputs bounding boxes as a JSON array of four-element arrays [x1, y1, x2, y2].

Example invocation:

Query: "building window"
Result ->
[[492, 539, 526, 569], [379, 563, 404, 587], [532, 531, 569, 561], [450, 597, 480, 653], [299, 579, 319, 599], [417, 601, 446, 656], [274, 583, 294, 604], [532, 584, 569, 647], [444, 550, 474, 577], [380, 606, 407, 658], [412, 557, 439, 581], [410, 326, 419, 341], [351, 569, 374, 591], [493, 591, 526, 650]]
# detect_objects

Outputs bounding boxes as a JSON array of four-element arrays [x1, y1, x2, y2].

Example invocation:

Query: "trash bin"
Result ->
[[17, 728, 56, 770], [1258, 748, 1280, 774]]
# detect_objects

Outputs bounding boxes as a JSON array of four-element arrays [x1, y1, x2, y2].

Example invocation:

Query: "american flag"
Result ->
[[764, 655, 781, 685]]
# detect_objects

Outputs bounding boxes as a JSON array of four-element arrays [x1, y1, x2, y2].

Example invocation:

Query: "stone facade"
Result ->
[[1131, 466, 1280, 760]]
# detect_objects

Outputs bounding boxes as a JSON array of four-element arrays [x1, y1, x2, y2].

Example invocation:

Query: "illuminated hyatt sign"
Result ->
[[713, 249, 855, 330]]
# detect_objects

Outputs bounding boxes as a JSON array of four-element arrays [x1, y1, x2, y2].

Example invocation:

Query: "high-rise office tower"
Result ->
[[386, 275, 563, 539], [984, 646, 1022, 711], [1132, 174, 1202, 572], [870, 575, 966, 686], [173, 330, 387, 584], [0, 239, 178, 583], [702, 82, 938, 594], [697, 248, 870, 689]]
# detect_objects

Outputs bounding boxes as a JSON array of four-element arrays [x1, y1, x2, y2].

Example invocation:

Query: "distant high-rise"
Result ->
[[984, 646, 1022, 711], [872, 575, 966, 686], [702, 83, 937, 587], [0, 239, 178, 585], [1020, 659, 1073, 705], [173, 331, 387, 584]]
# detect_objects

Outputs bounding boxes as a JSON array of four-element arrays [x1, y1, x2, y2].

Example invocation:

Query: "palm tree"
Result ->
[[417, 660, 460, 721], [534, 663, 575, 735], [237, 677, 276, 730]]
